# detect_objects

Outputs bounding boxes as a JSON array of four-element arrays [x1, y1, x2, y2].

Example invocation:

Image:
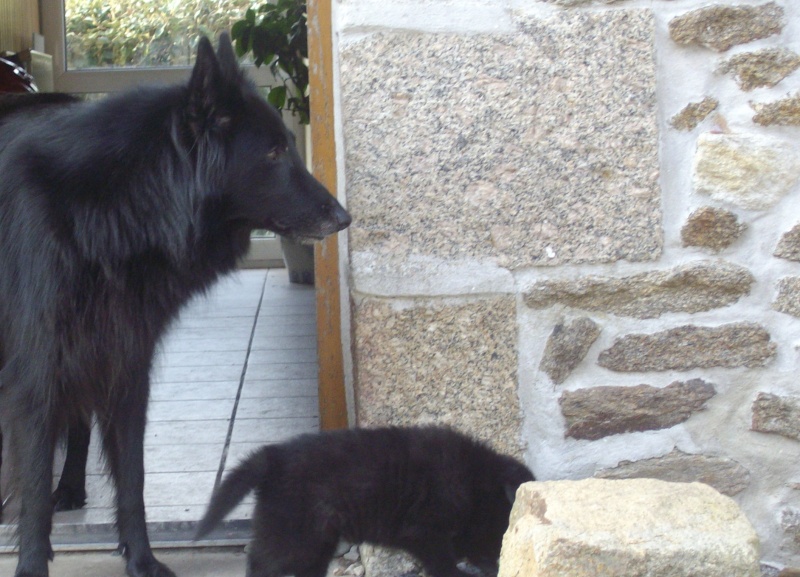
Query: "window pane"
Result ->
[[64, 0, 252, 69]]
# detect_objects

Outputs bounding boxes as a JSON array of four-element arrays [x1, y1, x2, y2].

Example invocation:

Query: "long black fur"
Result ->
[[195, 426, 535, 577], [0, 93, 93, 519], [0, 34, 349, 577]]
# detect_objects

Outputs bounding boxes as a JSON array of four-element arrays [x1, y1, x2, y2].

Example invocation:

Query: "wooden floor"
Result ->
[[0, 268, 319, 550]]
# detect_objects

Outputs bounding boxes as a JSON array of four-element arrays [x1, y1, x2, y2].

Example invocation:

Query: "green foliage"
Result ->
[[65, 0, 252, 68], [230, 0, 309, 124]]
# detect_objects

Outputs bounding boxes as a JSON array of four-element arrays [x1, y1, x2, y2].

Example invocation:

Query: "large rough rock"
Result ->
[[751, 393, 800, 442], [668, 2, 784, 52], [539, 317, 601, 385], [559, 380, 716, 440], [597, 322, 776, 372], [693, 133, 800, 210], [523, 261, 753, 319], [595, 449, 751, 496], [499, 479, 761, 577]]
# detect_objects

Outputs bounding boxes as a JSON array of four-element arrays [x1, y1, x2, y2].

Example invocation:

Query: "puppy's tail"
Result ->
[[194, 446, 276, 540]]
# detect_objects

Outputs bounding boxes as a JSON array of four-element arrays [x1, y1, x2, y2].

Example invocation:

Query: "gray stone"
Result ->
[[560, 379, 716, 440], [681, 206, 746, 251], [352, 296, 522, 457], [693, 133, 800, 210], [341, 10, 660, 270], [523, 261, 753, 319], [775, 225, 800, 262], [762, 564, 781, 577], [598, 322, 776, 372], [498, 479, 761, 577], [539, 317, 601, 385], [781, 509, 800, 555], [719, 48, 800, 91], [595, 449, 750, 496], [671, 97, 719, 131], [359, 544, 419, 577], [669, 2, 784, 52], [752, 393, 800, 442], [540, 0, 623, 5], [773, 277, 800, 318], [752, 94, 800, 127]]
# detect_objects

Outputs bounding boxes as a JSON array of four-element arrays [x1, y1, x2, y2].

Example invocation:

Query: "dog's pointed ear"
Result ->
[[190, 36, 221, 95], [186, 35, 233, 136], [216, 33, 239, 81]]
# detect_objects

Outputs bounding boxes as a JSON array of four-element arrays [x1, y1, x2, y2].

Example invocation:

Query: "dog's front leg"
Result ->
[[102, 377, 175, 577], [11, 410, 56, 577]]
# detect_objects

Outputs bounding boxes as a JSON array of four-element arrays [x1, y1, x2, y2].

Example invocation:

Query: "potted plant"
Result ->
[[232, 0, 315, 284]]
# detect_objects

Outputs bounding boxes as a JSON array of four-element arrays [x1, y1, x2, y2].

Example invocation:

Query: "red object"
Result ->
[[0, 57, 37, 93]]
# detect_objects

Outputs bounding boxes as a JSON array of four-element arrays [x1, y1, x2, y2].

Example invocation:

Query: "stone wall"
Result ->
[[334, 0, 800, 571]]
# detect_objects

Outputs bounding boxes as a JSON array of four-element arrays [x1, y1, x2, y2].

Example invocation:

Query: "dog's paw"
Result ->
[[126, 556, 177, 577], [13, 564, 49, 577], [51, 486, 87, 512]]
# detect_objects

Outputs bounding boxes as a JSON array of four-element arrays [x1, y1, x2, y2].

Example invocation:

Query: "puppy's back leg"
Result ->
[[403, 537, 471, 577], [246, 541, 337, 577]]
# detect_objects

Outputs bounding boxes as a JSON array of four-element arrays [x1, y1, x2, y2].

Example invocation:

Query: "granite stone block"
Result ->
[[718, 48, 800, 91], [595, 449, 751, 496], [352, 295, 522, 456], [669, 2, 784, 52], [681, 206, 746, 252], [559, 379, 716, 440], [693, 133, 800, 210], [341, 10, 659, 271], [598, 322, 776, 372], [524, 261, 753, 319]]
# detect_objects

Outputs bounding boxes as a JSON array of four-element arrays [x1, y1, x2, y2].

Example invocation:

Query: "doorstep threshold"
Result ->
[[0, 518, 251, 553]]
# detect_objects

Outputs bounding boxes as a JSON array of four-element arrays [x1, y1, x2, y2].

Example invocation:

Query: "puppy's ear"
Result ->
[[501, 461, 535, 504], [504, 484, 518, 505], [186, 36, 232, 136]]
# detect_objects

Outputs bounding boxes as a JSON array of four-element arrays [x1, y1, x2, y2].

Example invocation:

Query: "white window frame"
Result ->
[[40, 0, 285, 266]]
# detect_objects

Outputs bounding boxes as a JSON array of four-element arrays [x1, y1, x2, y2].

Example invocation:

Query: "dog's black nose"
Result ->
[[332, 203, 351, 231]]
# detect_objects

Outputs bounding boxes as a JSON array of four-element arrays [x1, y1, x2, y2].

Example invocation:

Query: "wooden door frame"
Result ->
[[308, 0, 348, 430]]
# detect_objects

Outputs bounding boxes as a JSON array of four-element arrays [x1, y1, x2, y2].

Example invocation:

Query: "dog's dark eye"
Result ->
[[267, 144, 288, 161]]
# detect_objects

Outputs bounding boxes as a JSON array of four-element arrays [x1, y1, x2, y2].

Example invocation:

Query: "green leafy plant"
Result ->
[[231, 0, 309, 124], [65, 0, 250, 68]]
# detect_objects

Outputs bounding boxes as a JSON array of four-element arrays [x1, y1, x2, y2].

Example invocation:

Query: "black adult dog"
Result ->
[[195, 426, 535, 577], [0, 33, 350, 577], [0, 92, 93, 521]]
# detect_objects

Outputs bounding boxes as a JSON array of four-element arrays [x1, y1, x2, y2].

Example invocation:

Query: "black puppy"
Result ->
[[195, 426, 534, 577], [0, 34, 349, 577]]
